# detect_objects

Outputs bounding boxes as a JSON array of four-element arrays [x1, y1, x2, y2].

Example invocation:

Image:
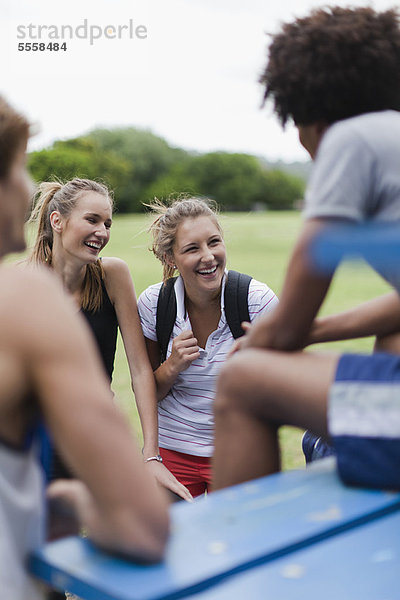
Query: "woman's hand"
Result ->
[[168, 330, 200, 374], [146, 461, 193, 502], [151, 330, 200, 401]]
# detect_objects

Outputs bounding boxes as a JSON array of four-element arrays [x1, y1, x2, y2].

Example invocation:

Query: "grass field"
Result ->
[[19, 211, 392, 471], [97, 210, 391, 471]]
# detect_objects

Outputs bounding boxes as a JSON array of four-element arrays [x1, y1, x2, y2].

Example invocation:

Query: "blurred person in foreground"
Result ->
[[0, 95, 169, 600]]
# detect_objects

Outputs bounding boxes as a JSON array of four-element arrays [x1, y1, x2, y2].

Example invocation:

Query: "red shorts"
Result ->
[[159, 448, 212, 497]]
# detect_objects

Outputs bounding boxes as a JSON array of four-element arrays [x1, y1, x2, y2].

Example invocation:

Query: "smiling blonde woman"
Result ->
[[138, 197, 279, 497]]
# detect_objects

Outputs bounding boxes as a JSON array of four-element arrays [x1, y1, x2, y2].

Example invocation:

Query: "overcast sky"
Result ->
[[2, 0, 396, 162]]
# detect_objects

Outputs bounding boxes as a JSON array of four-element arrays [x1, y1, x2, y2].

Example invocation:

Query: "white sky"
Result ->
[[2, 0, 396, 162]]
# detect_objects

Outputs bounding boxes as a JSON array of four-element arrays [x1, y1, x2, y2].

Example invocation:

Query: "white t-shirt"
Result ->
[[138, 273, 278, 456], [303, 110, 400, 292], [0, 440, 45, 600]]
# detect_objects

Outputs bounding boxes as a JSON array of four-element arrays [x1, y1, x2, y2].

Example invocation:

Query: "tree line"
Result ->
[[28, 127, 306, 213]]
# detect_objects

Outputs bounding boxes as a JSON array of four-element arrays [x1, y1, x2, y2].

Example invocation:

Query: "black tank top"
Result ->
[[51, 279, 118, 481], [81, 279, 118, 380]]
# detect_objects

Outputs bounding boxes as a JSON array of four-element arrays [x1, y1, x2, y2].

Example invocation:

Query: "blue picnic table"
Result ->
[[30, 224, 400, 599], [185, 508, 400, 600], [30, 459, 400, 600]]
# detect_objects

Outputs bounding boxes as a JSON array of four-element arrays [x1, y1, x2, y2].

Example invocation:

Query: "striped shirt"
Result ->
[[138, 273, 278, 456]]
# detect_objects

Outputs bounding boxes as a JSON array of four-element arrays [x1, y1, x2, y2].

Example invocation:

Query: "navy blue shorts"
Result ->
[[329, 352, 400, 490]]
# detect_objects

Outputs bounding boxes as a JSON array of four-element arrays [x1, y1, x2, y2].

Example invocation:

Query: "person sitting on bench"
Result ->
[[212, 6, 400, 492]]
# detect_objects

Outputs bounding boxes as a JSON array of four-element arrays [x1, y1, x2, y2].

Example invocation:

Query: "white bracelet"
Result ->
[[144, 455, 163, 463]]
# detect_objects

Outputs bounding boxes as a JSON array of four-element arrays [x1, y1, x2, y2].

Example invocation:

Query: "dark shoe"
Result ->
[[302, 430, 336, 464]]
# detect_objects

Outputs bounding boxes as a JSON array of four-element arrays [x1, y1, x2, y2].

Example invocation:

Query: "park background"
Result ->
[[3, 0, 394, 469], [20, 124, 392, 469], [20, 208, 391, 471]]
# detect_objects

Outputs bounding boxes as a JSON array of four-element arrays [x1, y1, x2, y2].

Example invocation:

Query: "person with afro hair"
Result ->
[[212, 6, 400, 492]]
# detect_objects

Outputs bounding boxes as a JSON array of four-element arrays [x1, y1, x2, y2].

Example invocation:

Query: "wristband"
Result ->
[[144, 454, 163, 463]]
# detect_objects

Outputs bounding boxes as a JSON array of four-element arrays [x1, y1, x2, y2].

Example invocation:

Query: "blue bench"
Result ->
[[30, 224, 400, 598], [30, 460, 400, 599], [183, 509, 400, 600]]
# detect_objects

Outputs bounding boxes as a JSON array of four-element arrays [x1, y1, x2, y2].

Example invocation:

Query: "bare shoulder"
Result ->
[[102, 256, 131, 277], [101, 257, 135, 302], [0, 264, 66, 312], [0, 264, 84, 353]]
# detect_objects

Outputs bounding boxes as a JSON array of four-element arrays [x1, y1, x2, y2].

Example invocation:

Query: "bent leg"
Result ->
[[374, 331, 400, 354], [212, 349, 339, 490]]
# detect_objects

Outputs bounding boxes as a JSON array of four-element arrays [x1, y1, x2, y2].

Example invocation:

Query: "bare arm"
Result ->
[[13, 267, 169, 562], [307, 291, 400, 345], [103, 259, 160, 458], [103, 258, 192, 502], [244, 219, 332, 351]]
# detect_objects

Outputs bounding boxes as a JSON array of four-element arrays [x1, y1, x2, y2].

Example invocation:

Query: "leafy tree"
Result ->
[[143, 155, 200, 202], [261, 170, 305, 210], [144, 152, 304, 211], [28, 128, 305, 213], [87, 128, 188, 210], [28, 138, 133, 212], [188, 152, 266, 210]]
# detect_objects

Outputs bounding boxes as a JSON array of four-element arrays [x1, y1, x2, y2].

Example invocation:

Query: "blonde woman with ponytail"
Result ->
[[138, 197, 278, 497], [29, 178, 191, 502]]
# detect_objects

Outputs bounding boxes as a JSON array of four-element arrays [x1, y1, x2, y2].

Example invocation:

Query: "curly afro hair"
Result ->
[[260, 6, 400, 126]]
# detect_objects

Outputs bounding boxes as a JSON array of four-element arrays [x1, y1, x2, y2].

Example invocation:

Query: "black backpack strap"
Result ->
[[156, 277, 178, 363], [224, 270, 252, 339]]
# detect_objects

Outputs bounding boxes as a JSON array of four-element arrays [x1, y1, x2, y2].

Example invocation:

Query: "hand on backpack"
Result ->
[[168, 330, 200, 373]]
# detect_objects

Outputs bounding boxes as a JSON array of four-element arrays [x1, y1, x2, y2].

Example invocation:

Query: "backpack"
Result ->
[[156, 270, 252, 363]]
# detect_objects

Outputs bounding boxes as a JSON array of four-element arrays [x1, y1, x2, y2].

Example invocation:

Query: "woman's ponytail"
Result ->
[[28, 181, 62, 265]]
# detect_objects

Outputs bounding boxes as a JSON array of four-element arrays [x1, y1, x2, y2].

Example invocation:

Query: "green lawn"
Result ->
[[17, 211, 392, 471], [101, 210, 391, 471]]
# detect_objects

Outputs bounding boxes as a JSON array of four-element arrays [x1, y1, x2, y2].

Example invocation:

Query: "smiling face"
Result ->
[[0, 144, 33, 258], [52, 191, 112, 265], [170, 215, 226, 297]]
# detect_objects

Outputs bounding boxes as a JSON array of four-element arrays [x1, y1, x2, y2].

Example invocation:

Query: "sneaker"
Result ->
[[302, 430, 336, 464]]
